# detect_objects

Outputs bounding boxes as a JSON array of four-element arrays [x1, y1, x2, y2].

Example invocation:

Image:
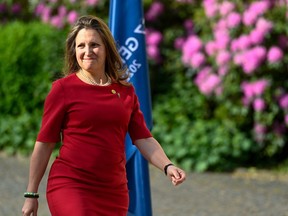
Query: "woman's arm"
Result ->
[[22, 141, 56, 216], [134, 137, 186, 186], [26, 141, 56, 192]]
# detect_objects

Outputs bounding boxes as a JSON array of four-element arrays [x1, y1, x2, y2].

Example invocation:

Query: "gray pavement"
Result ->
[[1, 153, 288, 216]]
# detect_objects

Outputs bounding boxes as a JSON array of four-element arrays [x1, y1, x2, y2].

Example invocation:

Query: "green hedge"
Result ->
[[0, 22, 66, 155]]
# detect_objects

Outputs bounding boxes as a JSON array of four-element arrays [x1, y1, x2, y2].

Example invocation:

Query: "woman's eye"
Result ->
[[91, 43, 99, 47], [77, 44, 84, 48]]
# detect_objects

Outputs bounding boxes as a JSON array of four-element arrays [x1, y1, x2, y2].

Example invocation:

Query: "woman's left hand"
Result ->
[[166, 166, 186, 186]]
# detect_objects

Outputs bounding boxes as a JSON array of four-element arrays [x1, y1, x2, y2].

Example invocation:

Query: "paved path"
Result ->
[[1, 153, 288, 216]]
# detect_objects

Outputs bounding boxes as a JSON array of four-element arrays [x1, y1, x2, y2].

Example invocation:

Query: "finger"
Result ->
[[173, 169, 184, 179], [171, 176, 177, 185], [172, 171, 180, 180], [172, 172, 186, 186], [177, 169, 186, 179]]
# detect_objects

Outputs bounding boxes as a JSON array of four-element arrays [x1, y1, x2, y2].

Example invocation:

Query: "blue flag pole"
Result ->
[[109, 0, 153, 215]]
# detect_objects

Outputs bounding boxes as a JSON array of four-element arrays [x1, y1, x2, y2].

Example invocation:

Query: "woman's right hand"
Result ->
[[22, 198, 38, 216]]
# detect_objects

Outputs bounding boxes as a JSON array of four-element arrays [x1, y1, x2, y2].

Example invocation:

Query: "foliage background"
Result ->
[[0, 0, 287, 171]]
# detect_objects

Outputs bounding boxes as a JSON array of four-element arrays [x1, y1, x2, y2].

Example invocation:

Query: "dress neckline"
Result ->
[[73, 73, 114, 88]]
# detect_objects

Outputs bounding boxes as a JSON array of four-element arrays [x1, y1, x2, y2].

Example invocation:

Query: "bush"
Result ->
[[0, 21, 66, 154], [147, 1, 288, 171], [152, 74, 256, 172]]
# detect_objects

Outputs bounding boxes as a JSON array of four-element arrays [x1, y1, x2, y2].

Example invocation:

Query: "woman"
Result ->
[[22, 15, 186, 216]]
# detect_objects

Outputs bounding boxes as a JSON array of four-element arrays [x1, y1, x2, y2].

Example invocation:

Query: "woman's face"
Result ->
[[75, 28, 106, 73]]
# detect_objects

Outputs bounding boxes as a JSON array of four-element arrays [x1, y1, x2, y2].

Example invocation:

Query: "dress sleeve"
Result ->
[[37, 80, 66, 143], [128, 87, 152, 143]]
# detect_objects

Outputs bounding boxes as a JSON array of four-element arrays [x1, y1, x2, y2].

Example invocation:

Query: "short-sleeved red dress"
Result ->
[[37, 73, 152, 216]]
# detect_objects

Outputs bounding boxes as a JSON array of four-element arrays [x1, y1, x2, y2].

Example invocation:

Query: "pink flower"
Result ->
[[214, 29, 229, 40], [256, 18, 273, 34], [198, 74, 222, 95], [146, 31, 163, 46], [241, 46, 266, 74], [276, 0, 287, 6], [218, 65, 229, 76], [205, 41, 217, 56], [147, 45, 160, 59], [215, 19, 227, 30], [67, 10, 78, 25], [216, 50, 230, 66], [145, 2, 164, 21], [195, 66, 222, 96], [174, 37, 185, 50], [254, 46, 267, 59], [241, 82, 254, 99], [237, 35, 251, 50], [249, 29, 265, 45], [214, 30, 230, 50], [241, 79, 269, 100], [279, 94, 288, 109], [35, 3, 45, 16], [11, 3, 21, 14], [242, 97, 250, 106], [190, 52, 206, 69], [252, 79, 269, 96], [58, 5, 67, 17], [181, 35, 203, 63], [253, 98, 266, 112], [249, 1, 270, 16], [267, 46, 283, 63], [41, 6, 51, 23], [233, 52, 243, 65], [242, 53, 260, 74], [50, 15, 64, 28], [203, 1, 218, 18], [231, 39, 239, 52], [181, 53, 191, 65], [254, 123, 266, 134], [215, 86, 223, 96], [195, 66, 212, 86], [184, 19, 193, 31], [243, 10, 258, 26], [254, 123, 266, 143], [219, 1, 235, 17], [226, 12, 241, 28]]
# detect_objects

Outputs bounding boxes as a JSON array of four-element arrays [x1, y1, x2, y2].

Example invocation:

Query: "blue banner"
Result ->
[[109, 0, 153, 215]]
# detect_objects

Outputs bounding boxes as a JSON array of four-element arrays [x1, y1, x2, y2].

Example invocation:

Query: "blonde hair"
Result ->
[[63, 15, 128, 85]]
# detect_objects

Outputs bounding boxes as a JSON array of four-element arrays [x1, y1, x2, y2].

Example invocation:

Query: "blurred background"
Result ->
[[0, 0, 288, 173]]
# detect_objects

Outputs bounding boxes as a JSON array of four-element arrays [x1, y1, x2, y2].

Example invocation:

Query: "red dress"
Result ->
[[37, 73, 152, 216]]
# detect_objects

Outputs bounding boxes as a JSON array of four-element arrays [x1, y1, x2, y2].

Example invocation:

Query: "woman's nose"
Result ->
[[84, 46, 92, 54]]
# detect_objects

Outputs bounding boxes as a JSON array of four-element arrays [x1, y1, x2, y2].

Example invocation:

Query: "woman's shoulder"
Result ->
[[52, 73, 77, 86], [115, 82, 135, 94]]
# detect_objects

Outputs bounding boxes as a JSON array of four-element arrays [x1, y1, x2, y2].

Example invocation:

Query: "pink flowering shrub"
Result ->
[[32, 0, 104, 28], [0, 2, 24, 22], [176, 0, 288, 164], [0, 0, 105, 28], [148, 0, 288, 171], [146, 28, 163, 63]]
